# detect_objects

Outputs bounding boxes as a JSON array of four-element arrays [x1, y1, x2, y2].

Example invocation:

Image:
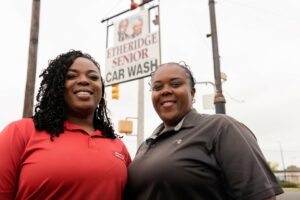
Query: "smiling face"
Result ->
[[119, 19, 128, 33], [132, 18, 143, 35], [151, 64, 195, 128], [64, 57, 102, 119]]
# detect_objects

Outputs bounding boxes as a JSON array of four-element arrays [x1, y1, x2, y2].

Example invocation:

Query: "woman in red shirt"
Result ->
[[0, 50, 131, 200]]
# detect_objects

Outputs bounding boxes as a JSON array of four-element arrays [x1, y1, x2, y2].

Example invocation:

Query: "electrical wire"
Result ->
[[223, 90, 245, 103], [102, 0, 124, 20], [220, 0, 300, 25]]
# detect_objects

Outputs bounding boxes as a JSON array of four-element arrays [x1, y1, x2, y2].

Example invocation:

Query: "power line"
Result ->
[[222, 0, 300, 22], [102, 0, 124, 20], [218, 0, 300, 36]]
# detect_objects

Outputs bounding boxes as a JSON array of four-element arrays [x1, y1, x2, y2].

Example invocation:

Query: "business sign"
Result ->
[[105, 10, 160, 86]]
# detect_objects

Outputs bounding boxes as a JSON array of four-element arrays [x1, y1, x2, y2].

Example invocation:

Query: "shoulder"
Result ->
[[186, 110, 255, 140], [208, 114, 257, 144], [185, 109, 239, 128], [1, 118, 35, 140], [202, 113, 238, 124], [202, 113, 247, 133], [2, 118, 35, 130], [7, 118, 34, 126]]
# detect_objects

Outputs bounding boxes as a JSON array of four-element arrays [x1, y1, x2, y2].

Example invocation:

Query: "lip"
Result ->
[[73, 89, 94, 100], [160, 99, 176, 104], [73, 89, 93, 95], [160, 100, 176, 107]]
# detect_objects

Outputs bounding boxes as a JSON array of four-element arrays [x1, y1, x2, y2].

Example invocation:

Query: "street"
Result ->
[[277, 188, 300, 200]]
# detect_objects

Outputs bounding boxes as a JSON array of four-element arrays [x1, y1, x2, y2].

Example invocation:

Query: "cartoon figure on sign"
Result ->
[[118, 19, 129, 42], [131, 17, 143, 38]]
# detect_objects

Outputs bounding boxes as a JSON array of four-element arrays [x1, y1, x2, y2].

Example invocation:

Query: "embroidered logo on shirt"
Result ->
[[175, 139, 182, 144], [114, 151, 125, 161]]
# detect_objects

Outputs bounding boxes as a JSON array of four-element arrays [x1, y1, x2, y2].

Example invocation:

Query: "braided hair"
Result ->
[[33, 50, 116, 140]]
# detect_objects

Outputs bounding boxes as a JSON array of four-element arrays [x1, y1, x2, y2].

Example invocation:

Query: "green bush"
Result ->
[[279, 181, 299, 188]]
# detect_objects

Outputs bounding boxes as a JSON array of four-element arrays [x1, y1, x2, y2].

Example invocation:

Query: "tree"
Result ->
[[268, 161, 279, 171], [286, 165, 300, 171]]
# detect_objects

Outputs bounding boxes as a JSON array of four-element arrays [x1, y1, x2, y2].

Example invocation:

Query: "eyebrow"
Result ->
[[153, 77, 182, 83], [67, 69, 99, 73]]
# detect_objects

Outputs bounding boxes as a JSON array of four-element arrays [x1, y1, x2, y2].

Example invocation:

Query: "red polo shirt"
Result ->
[[0, 118, 131, 200]]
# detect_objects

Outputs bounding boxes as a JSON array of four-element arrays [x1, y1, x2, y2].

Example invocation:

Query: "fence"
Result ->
[[274, 170, 300, 183]]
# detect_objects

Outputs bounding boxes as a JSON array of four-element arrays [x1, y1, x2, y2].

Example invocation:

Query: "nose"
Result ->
[[77, 75, 89, 85], [160, 85, 172, 96]]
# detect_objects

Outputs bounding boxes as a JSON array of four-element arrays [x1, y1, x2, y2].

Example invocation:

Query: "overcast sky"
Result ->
[[1, 0, 299, 169]]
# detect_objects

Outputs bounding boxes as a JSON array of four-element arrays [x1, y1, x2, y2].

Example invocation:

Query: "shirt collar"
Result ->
[[63, 120, 103, 136], [150, 109, 197, 139]]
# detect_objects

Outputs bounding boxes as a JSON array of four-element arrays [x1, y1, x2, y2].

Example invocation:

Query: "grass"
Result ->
[[283, 187, 300, 192]]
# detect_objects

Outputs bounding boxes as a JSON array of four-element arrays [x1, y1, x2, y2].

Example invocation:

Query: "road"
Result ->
[[277, 188, 300, 200]]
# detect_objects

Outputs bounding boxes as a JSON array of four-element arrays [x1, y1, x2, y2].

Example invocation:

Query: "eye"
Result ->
[[170, 82, 182, 88], [66, 72, 77, 80], [151, 83, 163, 91], [89, 74, 99, 81]]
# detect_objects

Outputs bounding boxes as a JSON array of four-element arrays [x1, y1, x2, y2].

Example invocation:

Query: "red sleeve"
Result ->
[[0, 119, 32, 200]]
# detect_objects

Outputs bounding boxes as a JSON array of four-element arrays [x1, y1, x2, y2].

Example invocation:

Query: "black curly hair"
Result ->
[[33, 50, 116, 140]]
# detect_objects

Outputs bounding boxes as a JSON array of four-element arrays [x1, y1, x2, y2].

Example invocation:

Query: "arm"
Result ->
[[214, 117, 283, 200], [0, 120, 29, 199]]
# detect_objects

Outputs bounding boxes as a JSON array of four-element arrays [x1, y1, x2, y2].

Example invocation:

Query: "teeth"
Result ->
[[77, 91, 91, 96], [162, 102, 174, 106]]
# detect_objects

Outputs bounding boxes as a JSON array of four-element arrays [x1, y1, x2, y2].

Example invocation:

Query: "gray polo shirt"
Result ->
[[124, 109, 283, 200]]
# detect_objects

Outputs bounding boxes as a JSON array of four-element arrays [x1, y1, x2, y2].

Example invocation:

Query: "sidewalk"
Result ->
[[278, 188, 300, 200]]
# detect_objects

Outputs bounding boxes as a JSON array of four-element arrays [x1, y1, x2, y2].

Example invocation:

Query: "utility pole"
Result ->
[[23, 0, 40, 117], [279, 142, 287, 181], [137, 79, 144, 146], [208, 0, 226, 114]]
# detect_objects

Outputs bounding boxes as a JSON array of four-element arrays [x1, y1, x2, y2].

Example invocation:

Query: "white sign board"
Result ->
[[105, 10, 160, 85], [202, 94, 215, 110]]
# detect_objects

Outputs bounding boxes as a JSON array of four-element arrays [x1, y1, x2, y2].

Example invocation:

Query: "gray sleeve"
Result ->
[[214, 119, 283, 200]]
